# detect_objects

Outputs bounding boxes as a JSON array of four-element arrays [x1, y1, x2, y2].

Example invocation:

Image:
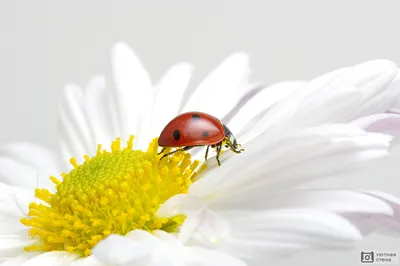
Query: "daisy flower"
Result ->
[[1, 42, 400, 266]]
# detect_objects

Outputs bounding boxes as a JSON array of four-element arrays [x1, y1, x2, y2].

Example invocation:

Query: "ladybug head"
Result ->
[[222, 124, 241, 151]]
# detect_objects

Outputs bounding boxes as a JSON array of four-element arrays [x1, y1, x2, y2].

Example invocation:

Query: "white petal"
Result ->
[[351, 113, 400, 136], [339, 61, 396, 99], [157, 194, 205, 218], [236, 67, 345, 141], [104, 80, 121, 147], [321, 60, 397, 113], [226, 81, 305, 141], [344, 190, 400, 236], [220, 84, 263, 123], [221, 209, 362, 261], [0, 143, 60, 176], [190, 124, 392, 199], [59, 105, 86, 164], [388, 75, 400, 116], [84, 76, 114, 150], [111, 42, 154, 149], [181, 209, 364, 264], [356, 70, 400, 117], [184, 247, 246, 266], [389, 71, 400, 110], [59, 84, 93, 161], [181, 53, 250, 119], [0, 235, 32, 259], [0, 182, 34, 215], [0, 210, 27, 235], [0, 256, 30, 265], [153, 230, 177, 241], [125, 230, 159, 244], [363, 191, 400, 219], [325, 60, 398, 116], [92, 234, 154, 266], [0, 157, 40, 189], [242, 85, 364, 143], [208, 189, 393, 216], [153, 230, 184, 252], [59, 140, 73, 172], [0, 221, 25, 237], [221, 239, 309, 265], [244, 60, 398, 142], [70, 256, 105, 266], [145, 231, 186, 266], [21, 252, 79, 266], [231, 209, 363, 243], [151, 63, 194, 137], [0, 184, 36, 238], [179, 208, 231, 248]]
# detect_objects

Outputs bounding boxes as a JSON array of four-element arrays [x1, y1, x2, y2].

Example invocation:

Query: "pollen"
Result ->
[[20, 136, 204, 257]]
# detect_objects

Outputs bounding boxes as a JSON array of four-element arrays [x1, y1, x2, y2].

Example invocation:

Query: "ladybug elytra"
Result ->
[[158, 112, 244, 166]]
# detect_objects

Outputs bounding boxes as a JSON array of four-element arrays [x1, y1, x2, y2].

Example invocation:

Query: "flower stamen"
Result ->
[[21, 136, 203, 257]]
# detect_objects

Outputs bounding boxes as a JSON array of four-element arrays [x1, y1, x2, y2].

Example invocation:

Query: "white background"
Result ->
[[0, 1, 399, 265]]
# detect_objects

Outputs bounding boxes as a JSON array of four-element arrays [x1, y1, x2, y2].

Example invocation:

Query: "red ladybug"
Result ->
[[158, 112, 244, 166]]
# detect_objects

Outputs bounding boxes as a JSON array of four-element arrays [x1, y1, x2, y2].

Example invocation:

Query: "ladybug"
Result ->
[[158, 112, 244, 166]]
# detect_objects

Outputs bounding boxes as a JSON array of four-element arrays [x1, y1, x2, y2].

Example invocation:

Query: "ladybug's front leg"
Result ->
[[159, 146, 194, 162], [158, 147, 166, 155]]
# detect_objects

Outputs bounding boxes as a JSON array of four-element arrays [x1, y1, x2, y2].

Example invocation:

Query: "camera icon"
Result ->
[[361, 251, 375, 263]]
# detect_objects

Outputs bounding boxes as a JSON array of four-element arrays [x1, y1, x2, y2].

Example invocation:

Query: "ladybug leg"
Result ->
[[157, 147, 166, 155], [235, 144, 245, 153], [205, 145, 210, 161], [224, 137, 244, 154], [231, 144, 245, 154], [215, 143, 222, 166], [159, 146, 194, 162]]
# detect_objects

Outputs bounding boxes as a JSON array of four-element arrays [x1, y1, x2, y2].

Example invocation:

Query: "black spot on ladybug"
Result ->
[[192, 114, 201, 120], [173, 130, 180, 140], [202, 132, 209, 137]]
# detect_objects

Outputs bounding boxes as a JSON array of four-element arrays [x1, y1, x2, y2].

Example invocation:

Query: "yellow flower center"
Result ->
[[20, 136, 204, 257]]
